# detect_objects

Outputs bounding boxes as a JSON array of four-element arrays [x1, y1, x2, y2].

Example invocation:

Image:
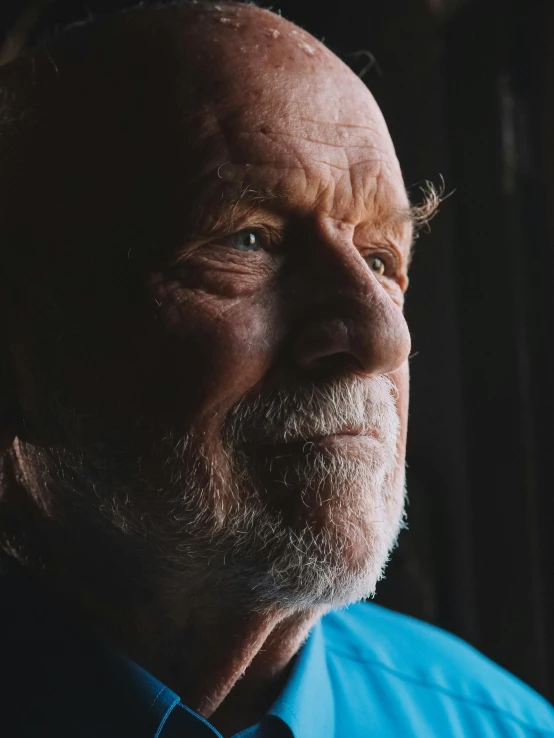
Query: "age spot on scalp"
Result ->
[[220, 17, 241, 28], [297, 41, 315, 56]]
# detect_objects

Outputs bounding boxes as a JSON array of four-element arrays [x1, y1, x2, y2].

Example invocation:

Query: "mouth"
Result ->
[[252, 430, 382, 456]]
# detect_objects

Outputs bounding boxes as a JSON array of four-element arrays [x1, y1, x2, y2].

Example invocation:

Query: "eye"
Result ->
[[229, 230, 261, 251], [369, 256, 386, 276]]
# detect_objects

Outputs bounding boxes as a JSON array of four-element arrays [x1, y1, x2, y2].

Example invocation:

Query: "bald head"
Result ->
[[2, 1, 378, 115]]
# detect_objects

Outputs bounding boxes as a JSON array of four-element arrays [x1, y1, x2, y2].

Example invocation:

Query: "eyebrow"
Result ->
[[382, 183, 443, 257], [192, 184, 284, 236], [375, 205, 417, 232]]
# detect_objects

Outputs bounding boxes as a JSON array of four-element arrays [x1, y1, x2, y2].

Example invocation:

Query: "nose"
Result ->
[[291, 245, 411, 377]]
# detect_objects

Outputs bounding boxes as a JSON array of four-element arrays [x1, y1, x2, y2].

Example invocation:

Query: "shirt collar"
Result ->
[[104, 646, 182, 737], [104, 622, 335, 738], [268, 620, 335, 738]]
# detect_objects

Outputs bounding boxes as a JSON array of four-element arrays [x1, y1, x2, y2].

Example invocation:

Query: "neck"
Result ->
[[161, 606, 321, 733], [58, 546, 321, 735], [0, 461, 323, 736]]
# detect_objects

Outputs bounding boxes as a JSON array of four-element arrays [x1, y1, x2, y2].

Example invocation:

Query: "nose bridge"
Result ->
[[289, 229, 411, 376], [293, 224, 385, 319], [292, 218, 368, 296]]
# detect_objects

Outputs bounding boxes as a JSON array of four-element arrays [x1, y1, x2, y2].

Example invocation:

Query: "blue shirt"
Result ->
[[1, 557, 553, 737]]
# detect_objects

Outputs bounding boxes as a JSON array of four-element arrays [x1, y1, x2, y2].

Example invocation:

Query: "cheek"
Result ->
[[381, 363, 409, 516], [390, 361, 410, 457], [152, 290, 285, 432]]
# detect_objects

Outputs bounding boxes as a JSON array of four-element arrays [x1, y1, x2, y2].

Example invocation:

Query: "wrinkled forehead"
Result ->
[[192, 51, 397, 159], [182, 52, 406, 233], [168, 11, 402, 184]]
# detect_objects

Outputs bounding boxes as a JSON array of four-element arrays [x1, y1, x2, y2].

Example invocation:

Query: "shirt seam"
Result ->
[[272, 696, 310, 738], [151, 690, 181, 738], [325, 643, 554, 735], [149, 687, 168, 712]]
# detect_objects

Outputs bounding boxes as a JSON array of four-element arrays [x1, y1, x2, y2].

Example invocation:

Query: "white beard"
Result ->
[[16, 374, 406, 611]]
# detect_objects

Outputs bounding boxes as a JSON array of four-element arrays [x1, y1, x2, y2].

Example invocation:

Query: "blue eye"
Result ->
[[230, 230, 261, 251]]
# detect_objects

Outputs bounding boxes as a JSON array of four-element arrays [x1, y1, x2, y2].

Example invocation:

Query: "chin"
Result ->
[[216, 449, 407, 611], [243, 512, 404, 611]]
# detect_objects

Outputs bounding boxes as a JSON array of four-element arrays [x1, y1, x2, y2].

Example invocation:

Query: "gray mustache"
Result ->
[[224, 375, 400, 448]]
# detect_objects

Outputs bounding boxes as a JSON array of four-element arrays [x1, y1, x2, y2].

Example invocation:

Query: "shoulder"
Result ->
[[320, 602, 554, 736], [0, 557, 129, 737]]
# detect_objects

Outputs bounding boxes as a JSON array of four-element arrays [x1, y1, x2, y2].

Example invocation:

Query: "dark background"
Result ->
[[1, 0, 552, 702]]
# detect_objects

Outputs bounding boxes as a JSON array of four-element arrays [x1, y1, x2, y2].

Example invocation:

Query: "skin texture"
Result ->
[[0, 3, 414, 735]]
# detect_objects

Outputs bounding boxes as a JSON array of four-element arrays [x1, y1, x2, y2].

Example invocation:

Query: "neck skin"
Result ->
[[175, 607, 321, 735], [0, 460, 322, 737]]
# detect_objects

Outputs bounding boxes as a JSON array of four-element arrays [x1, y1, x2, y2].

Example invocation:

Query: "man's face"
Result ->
[[5, 6, 413, 609]]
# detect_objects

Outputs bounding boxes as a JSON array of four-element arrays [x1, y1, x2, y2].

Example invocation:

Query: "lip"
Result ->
[[309, 433, 381, 449], [254, 432, 381, 455]]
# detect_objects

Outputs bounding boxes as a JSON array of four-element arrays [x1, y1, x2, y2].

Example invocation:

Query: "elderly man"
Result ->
[[0, 1, 552, 736]]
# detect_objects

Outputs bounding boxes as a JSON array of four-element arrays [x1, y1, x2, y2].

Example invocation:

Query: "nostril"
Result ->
[[294, 318, 353, 371]]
